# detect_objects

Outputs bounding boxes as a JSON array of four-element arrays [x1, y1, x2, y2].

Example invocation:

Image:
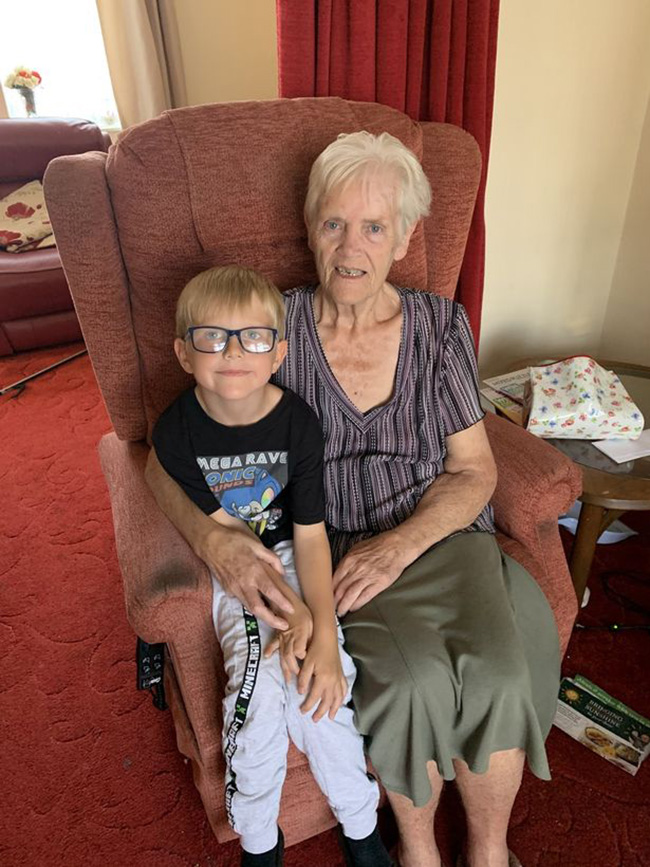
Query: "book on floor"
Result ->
[[554, 675, 650, 775]]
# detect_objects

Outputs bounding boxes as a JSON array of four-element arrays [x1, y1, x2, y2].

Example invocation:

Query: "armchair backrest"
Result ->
[[0, 117, 110, 198], [44, 98, 480, 443]]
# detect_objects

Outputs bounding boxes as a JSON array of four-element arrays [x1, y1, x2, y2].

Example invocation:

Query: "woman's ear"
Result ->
[[394, 222, 417, 262], [272, 339, 288, 373], [174, 337, 194, 374]]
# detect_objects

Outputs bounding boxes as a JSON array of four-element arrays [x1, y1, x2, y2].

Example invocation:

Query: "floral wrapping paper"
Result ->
[[525, 356, 644, 440]]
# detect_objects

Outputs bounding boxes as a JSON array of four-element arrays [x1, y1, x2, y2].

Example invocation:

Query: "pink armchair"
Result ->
[[44, 98, 581, 847]]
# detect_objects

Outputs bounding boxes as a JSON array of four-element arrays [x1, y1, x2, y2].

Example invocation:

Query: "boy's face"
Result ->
[[174, 298, 287, 406]]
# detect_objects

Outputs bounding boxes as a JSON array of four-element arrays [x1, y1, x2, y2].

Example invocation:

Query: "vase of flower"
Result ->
[[4, 66, 42, 117], [16, 85, 37, 115]]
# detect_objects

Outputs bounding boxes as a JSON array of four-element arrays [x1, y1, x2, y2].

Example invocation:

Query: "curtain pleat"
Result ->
[[96, 0, 187, 129], [404, 0, 429, 118], [278, 3, 317, 95], [376, 1, 409, 110], [276, 0, 500, 344], [315, 1, 331, 95]]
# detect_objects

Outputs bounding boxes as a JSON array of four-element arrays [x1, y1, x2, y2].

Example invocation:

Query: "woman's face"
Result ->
[[308, 171, 414, 307]]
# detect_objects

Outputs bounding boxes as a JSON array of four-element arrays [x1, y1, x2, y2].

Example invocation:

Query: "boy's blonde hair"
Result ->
[[175, 265, 286, 340]]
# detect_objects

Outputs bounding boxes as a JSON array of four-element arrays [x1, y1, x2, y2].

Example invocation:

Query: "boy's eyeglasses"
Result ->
[[186, 326, 279, 354]]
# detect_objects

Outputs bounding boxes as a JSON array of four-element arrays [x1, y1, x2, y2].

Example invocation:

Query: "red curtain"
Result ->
[[276, 0, 500, 344]]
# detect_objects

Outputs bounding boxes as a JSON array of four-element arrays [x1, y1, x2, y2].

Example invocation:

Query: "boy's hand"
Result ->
[[297, 632, 347, 722], [264, 601, 313, 682]]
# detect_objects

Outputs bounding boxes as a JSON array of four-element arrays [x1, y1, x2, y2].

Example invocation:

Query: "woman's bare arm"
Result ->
[[389, 419, 497, 559], [145, 448, 295, 629], [333, 420, 497, 614]]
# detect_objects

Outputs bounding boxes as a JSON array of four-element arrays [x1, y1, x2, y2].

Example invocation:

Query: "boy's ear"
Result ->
[[174, 337, 194, 374], [272, 339, 288, 373]]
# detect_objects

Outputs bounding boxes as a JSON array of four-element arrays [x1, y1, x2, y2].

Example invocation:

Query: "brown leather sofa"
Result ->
[[0, 117, 110, 356]]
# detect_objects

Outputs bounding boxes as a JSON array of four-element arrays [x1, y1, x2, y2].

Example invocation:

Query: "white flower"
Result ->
[[4, 66, 42, 90]]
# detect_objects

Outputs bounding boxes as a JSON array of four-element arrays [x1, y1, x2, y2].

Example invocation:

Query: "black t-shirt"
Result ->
[[152, 387, 325, 549]]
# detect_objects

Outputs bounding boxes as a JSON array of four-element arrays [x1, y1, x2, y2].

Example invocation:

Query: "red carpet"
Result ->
[[1, 344, 649, 867]]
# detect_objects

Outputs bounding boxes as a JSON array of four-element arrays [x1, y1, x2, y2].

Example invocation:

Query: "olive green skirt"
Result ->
[[341, 532, 561, 807]]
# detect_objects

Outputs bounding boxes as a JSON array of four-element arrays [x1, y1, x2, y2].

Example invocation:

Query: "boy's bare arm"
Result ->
[[292, 521, 347, 722], [292, 522, 337, 637], [145, 448, 295, 629]]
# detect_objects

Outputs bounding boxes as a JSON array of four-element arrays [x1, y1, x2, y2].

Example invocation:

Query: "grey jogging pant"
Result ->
[[211, 540, 380, 854]]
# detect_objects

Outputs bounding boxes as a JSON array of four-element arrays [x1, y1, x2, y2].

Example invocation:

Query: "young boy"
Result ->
[[152, 266, 393, 867]]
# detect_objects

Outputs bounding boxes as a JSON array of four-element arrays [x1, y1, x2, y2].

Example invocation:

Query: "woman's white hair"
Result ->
[[305, 131, 431, 237]]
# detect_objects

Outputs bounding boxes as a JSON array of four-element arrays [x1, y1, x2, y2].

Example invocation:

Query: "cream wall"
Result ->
[[600, 93, 650, 366], [479, 0, 650, 377], [172, 0, 278, 104]]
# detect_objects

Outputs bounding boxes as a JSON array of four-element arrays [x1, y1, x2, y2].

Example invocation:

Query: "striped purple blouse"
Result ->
[[274, 286, 495, 564]]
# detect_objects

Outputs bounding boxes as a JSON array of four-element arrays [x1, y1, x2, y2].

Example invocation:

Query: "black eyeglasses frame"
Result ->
[[185, 325, 279, 354]]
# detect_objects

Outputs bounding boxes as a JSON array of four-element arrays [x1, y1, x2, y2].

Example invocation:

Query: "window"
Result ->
[[1, 0, 120, 131]]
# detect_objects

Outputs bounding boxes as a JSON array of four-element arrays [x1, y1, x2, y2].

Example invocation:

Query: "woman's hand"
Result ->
[[297, 632, 347, 722], [202, 524, 295, 630], [264, 600, 313, 682], [333, 530, 412, 615]]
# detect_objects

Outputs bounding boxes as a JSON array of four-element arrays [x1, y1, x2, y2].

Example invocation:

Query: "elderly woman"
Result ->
[[147, 132, 560, 867]]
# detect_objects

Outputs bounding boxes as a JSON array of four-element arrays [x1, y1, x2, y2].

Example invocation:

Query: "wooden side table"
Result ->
[[493, 360, 650, 603]]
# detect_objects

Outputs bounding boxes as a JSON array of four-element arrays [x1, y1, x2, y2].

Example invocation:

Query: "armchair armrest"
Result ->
[[484, 412, 582, 534], [98, 433, 212, 638], [97, 433, 225, 782], [483, 413, 583, 651]]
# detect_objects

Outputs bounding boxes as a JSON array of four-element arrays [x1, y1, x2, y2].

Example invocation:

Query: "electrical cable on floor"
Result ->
[[575, 569, 650, 632], [2, 383, 26, 399], [601, 569, 650, 618], [0, 348, 87, 397]]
